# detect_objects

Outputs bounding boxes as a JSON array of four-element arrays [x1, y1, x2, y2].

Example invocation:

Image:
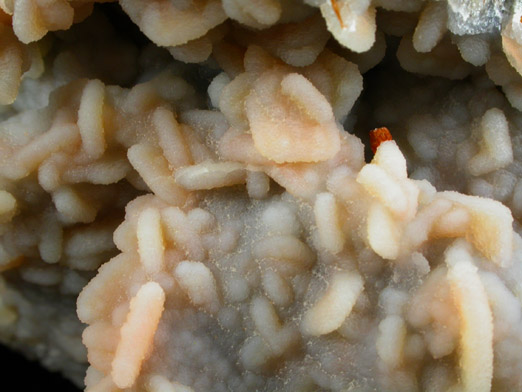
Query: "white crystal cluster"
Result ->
[[0, 1, 522, 392]]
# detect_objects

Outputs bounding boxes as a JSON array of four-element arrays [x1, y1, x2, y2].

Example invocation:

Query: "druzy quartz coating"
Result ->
[[1, 1, 522, 392]]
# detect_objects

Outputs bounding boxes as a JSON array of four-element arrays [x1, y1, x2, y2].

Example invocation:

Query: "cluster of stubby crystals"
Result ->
[[1, 1, 522, 392]]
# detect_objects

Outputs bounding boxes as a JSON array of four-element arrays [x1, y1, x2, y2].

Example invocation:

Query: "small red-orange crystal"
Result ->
[[331, 0, 345, 28], [369, 127, 393, 154]]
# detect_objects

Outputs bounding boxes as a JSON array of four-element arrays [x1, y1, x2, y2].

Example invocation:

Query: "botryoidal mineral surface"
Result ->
[[1, 1, 522, 391]]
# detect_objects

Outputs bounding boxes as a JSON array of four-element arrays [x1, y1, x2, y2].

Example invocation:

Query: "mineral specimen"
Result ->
[[1, 1, 522, 392]]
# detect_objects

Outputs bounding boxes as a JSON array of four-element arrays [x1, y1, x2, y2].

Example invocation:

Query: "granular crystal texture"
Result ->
[[0, 2, 522, 392]]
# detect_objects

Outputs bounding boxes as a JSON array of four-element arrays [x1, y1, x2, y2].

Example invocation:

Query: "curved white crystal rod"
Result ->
[[111, 282, 166, 389]]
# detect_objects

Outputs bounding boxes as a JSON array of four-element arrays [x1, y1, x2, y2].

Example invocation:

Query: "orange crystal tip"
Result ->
[[369, 127, 393, 154]]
